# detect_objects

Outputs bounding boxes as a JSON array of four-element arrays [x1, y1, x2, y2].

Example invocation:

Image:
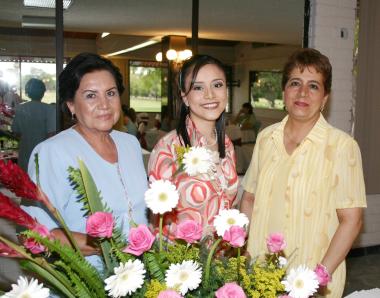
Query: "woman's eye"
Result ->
[[213, 81, 224, 88], [107, 90, 117, 97], [85, 93, 96, 99], [192, 85, 203, 91], [289, 81, 300, 87], [310, 83, 319, 90]]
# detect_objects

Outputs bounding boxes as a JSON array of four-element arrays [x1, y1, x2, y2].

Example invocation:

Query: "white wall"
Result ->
[[309, 0, 380, 248]]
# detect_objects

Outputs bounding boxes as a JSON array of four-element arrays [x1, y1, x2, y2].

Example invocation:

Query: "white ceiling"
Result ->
[[0, 0, 305, 45]]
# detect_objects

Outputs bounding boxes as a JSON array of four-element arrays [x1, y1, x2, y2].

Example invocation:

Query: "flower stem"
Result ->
[[159, 215, 163, 253], [204, 238, 222, 287], [237, 247, 241, 283]]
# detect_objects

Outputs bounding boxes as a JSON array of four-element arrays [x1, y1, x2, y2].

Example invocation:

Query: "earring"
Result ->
[[320, 105, 325, 112], [71, 112, 75, 120]]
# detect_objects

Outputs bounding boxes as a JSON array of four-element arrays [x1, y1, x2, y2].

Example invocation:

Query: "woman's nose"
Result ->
[[98, 94, 110, 108], [299, 85, 308, 97], [204, 87, 213, 99]]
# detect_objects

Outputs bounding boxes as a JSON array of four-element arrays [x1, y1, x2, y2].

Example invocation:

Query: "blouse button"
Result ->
[[272, 155, 278, 162]]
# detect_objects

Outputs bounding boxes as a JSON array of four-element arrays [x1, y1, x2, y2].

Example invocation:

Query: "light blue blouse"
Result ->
[[23, 127, 148, 269]]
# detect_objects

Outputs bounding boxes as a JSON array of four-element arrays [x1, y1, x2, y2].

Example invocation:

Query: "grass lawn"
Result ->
[[130, 97, 164, 113]]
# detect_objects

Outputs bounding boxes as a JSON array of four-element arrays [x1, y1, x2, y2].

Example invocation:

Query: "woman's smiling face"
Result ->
[[181, 64, 227, 126], [283, 66, 329, 123], [67, 70, 121, 133]]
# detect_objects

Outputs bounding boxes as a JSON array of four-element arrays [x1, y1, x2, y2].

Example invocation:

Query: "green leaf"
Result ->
[[144, 252, 165, 283], [23, 231, 106, 297], [20, 260, 76, 298]]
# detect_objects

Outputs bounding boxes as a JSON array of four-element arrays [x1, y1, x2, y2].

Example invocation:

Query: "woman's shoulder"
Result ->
[[327, 125, 359, 147], [35, 127, 76, 150]]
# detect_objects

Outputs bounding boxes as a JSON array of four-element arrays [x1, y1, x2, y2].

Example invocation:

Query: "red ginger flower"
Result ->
[[0, 159, 42, 203], [0, 192, 38, 229], [0, 241, 22, 258]]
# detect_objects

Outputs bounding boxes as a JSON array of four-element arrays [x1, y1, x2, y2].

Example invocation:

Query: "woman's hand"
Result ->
[[50, 228, 101, 256]]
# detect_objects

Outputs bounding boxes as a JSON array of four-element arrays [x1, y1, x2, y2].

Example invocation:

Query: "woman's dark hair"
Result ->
[[177, 54, 227, 158], [242, 102, 253, 114], [25, 78, 46, 101], [282, 48, 332, 95], [59, 52, 125, 115]]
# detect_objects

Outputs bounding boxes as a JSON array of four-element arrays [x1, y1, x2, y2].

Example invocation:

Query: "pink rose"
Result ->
[[266, 232, 286, 253], [86, 212, 114, 238], [223, 226, 246, 248], [175, 220, 202, 244], [24, 224, 50, 254], [215, 282, 247, 298], [123, 224, 155, 256], [314, 264, 331, 286], [157, 290, 183, 298]]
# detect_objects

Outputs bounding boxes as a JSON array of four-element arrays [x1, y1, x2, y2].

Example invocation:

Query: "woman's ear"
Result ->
[[181, 92, 189, 107], [66, 101, 75, 115]]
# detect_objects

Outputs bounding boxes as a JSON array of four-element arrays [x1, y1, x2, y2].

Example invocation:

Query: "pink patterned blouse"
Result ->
[[148, 117, 239, 239]]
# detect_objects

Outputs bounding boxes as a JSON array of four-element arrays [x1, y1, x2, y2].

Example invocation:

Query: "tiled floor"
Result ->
[[344, 252, 380, 296]]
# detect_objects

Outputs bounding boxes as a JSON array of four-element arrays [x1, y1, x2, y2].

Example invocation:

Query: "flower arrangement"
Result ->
[[0, 158, 322, 297]]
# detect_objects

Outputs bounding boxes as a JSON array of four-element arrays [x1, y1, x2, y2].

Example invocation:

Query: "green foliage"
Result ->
[[163, 242, 200, 264], [23, 230, 106, 298], [144, 279, 167, 298], [144, 251, 167, 283], [20, 260, 76, 298]]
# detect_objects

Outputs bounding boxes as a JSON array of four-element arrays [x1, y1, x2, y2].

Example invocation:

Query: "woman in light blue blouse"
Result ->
[[22, 53, 148, 268]]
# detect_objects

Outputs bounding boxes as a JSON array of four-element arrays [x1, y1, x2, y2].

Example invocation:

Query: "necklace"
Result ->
[[205, 129, 218, 147], [115, 162, 134, 223]]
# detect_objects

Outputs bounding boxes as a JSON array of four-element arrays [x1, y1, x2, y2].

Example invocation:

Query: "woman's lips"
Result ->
[[294, 101, 309, 107], [202, 102, 219, 109]]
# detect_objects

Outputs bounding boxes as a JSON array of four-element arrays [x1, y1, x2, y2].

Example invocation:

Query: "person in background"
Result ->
[[240, 48, 366, 297], [122, 106, 138, 137], [11, 78, 56, 170], [233, 102, 257, 144], [22, 53, 148, 270], [148, 54, 238, 239]]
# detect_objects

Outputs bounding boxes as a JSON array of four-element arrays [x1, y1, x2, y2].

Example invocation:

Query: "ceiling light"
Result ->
[[22, 16, 55, 28], [155, 52, 163, 62], [101, 32, 110, 38], [155, 36, 192, 63], [23, 0, 73, 9], [105, 38, 161, 57]]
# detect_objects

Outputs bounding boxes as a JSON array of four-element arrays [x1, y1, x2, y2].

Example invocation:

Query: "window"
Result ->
[[0, 56, 58, 105], [249, 70, 283, 110], [129, 60, 168, 113]]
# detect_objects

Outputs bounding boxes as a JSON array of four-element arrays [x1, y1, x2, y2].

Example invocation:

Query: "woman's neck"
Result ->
[[190, 116, 217, 148], [74, 124, 117, 163], [284, 115, 320, 152]]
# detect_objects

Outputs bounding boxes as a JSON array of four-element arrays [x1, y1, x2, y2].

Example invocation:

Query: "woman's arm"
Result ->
[[320, 207, 363, 274], [50, 228, 100, 256], [240, 191, 255, 221]]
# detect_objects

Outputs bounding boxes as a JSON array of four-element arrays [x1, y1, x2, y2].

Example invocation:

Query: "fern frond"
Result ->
[[23, 231, 106, 297], [144, 252, 165, 283], [55, 261, 95, 298]]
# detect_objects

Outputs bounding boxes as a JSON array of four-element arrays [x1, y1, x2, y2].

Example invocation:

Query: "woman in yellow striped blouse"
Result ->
[[240, 48, 366, 298]]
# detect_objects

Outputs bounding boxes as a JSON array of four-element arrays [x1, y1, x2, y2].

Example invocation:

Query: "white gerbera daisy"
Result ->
[[183, 146, 213, 176], [144, 180, 179, 214], [165, 260, 202, 295], [281, 264, 319, 298], [104, 259, 146, 298], [213, 209, 249, 237], [3, 276, 49, 298]]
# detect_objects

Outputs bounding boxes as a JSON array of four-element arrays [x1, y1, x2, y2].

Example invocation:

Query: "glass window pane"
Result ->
[[250, 71, 283, 110]]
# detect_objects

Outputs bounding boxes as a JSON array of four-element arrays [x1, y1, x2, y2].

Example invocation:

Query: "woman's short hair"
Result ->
[[25, 78, 46, 101], [242, 102, 253, 114], [177, 54, 227, 158], [281, 48, 332, 95], [59, 52, 124, 114]]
